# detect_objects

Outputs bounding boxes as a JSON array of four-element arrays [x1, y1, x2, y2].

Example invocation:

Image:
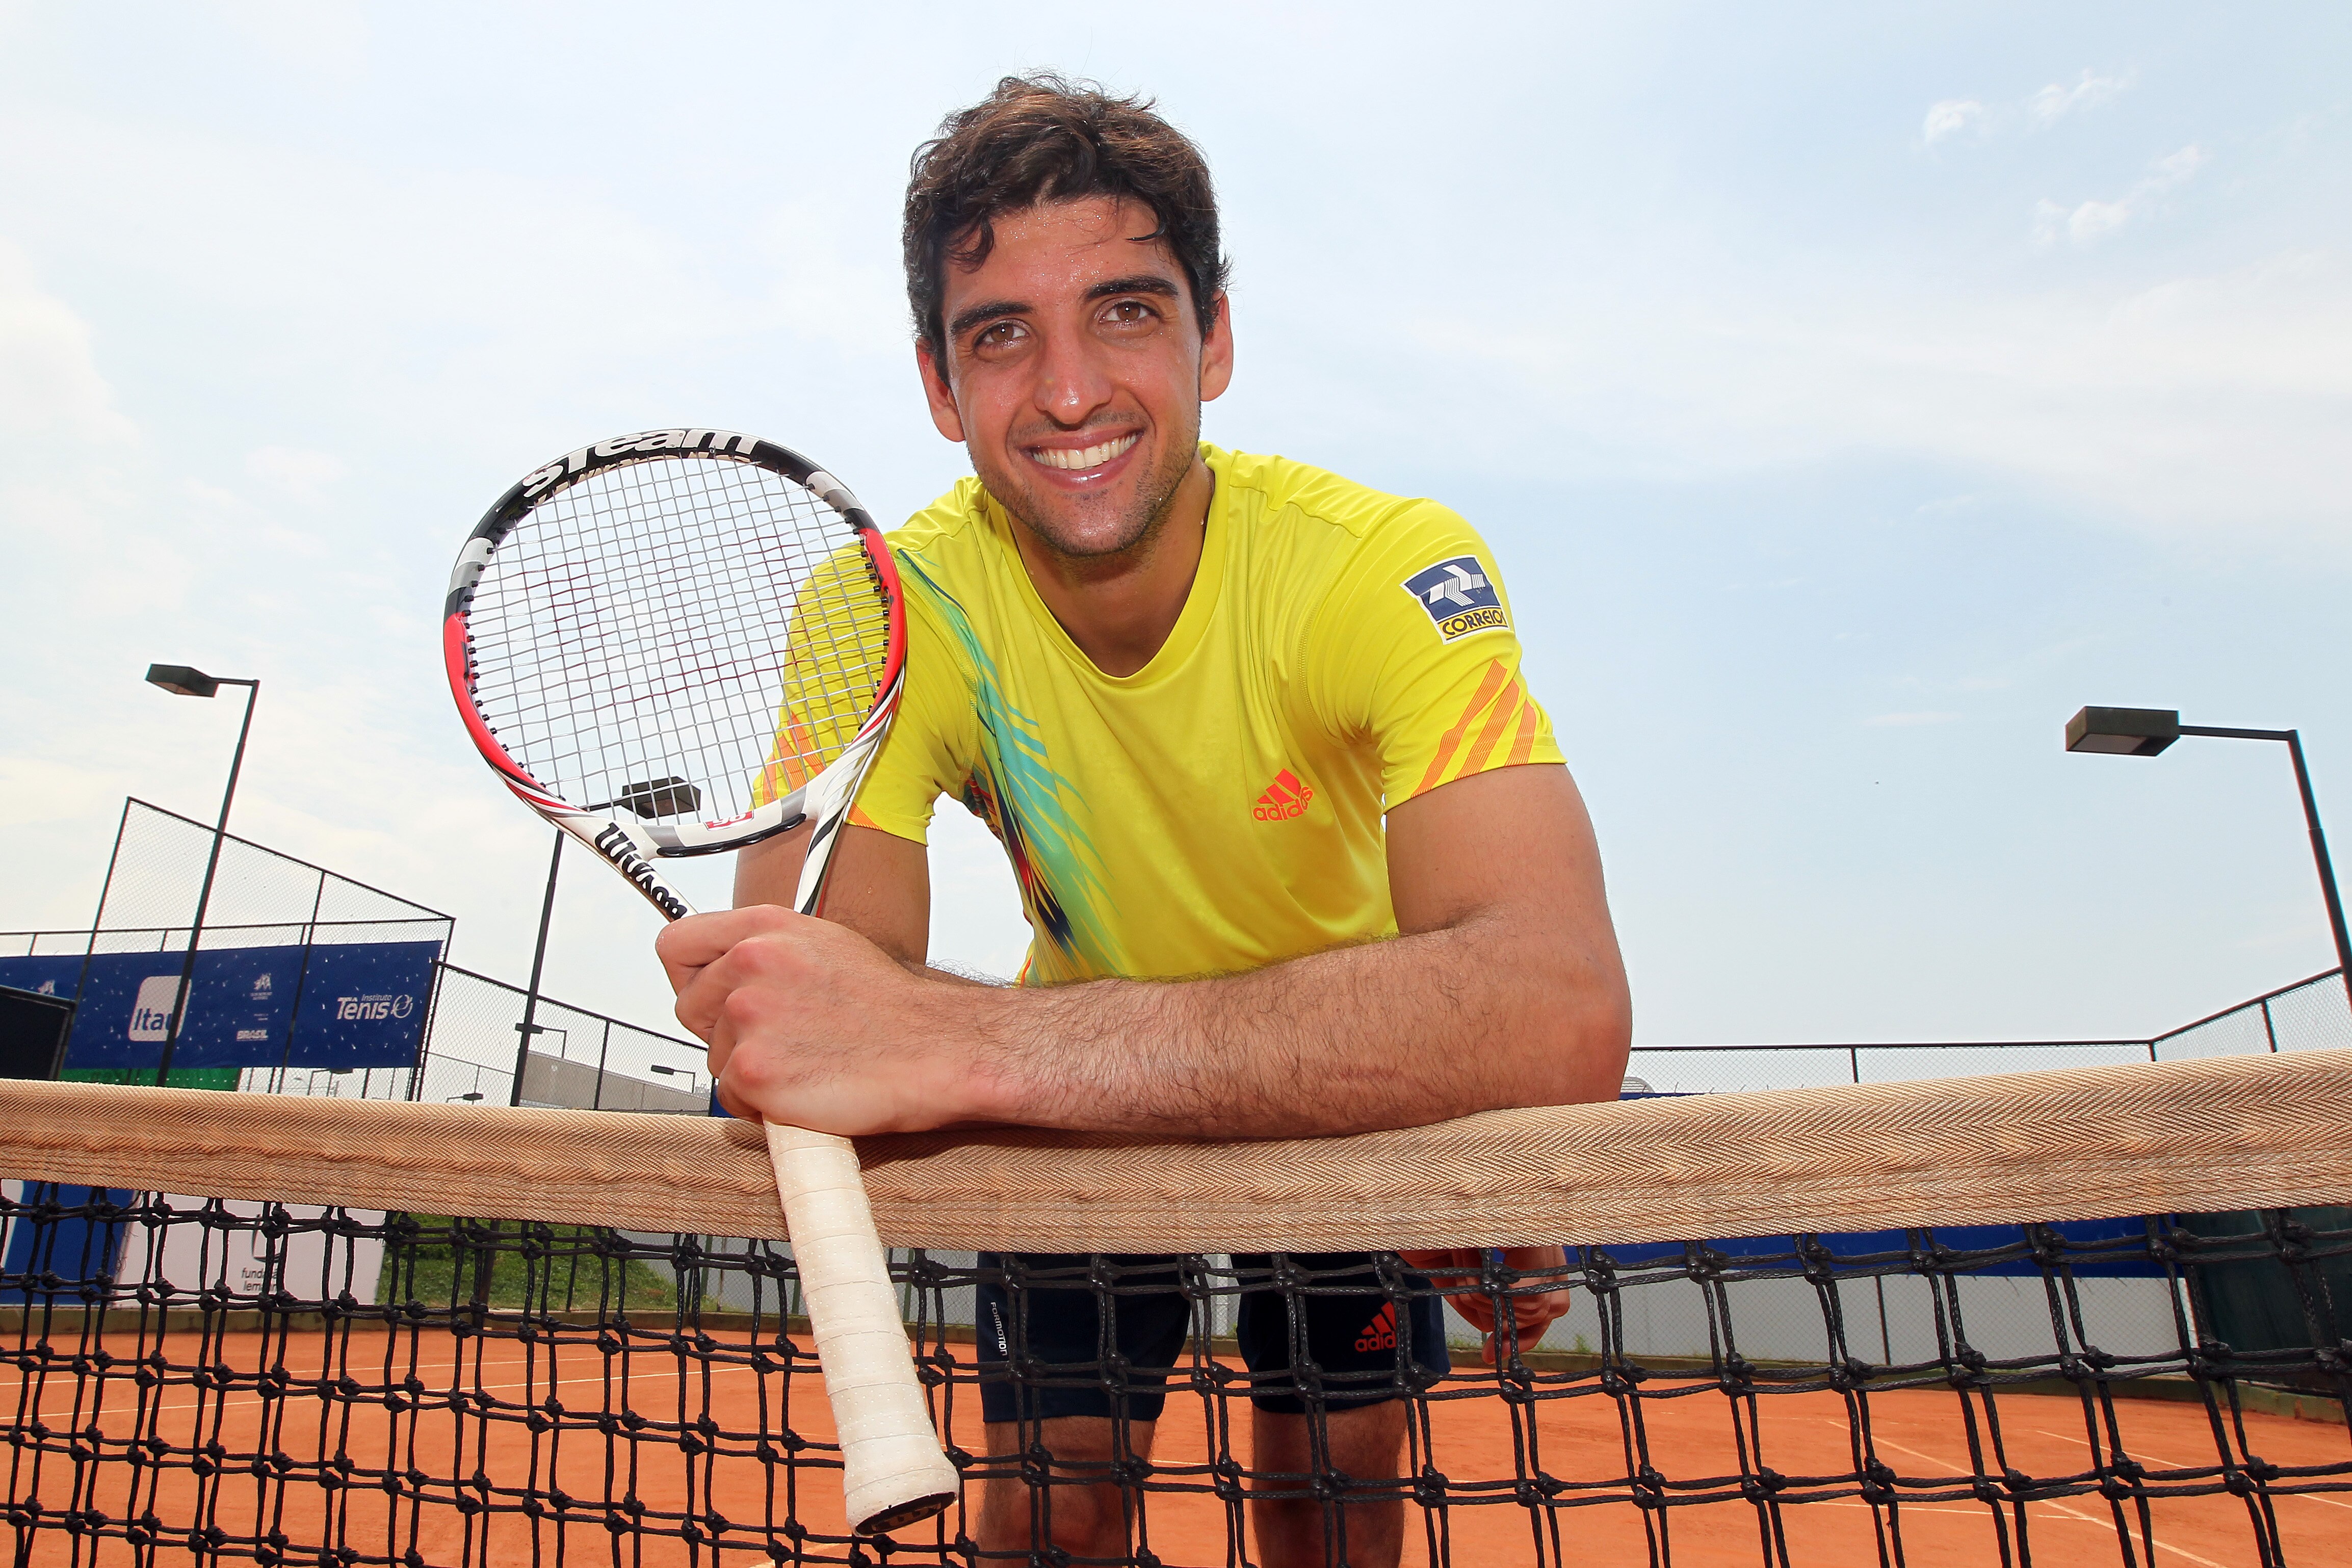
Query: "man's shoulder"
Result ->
[[1212, 450, 1485, 624], [887, 475, 997, 564], [1212, 447, 1465, 552]]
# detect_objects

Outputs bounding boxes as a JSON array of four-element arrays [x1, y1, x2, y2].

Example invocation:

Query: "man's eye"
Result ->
[[1103, 299, 1160, 326], [972, 320, 1027, 352]]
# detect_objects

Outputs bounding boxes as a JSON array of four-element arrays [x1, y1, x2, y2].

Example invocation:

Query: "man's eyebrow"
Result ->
[[947, 275, 1183, 342], [1085, 274, 1182, 302], [947, 298, 1029, 339]]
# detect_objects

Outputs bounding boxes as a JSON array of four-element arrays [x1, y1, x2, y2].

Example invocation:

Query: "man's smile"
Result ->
[[1026, 431, 1141, 474]]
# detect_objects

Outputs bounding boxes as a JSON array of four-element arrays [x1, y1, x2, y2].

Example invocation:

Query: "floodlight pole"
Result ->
[[509, 830, 563, 1107], [156, 678, 260, 1085], [2177, 725, 2352, 996]]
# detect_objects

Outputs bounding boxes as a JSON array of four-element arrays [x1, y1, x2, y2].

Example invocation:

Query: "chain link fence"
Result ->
[[8, 795, 2346, 1372], [0, 798, 705, 1115], [1622, 968, 2350, 1096]]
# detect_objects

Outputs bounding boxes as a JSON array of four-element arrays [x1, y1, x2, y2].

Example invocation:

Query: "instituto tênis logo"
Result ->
[[335, 994, 416, 1023]]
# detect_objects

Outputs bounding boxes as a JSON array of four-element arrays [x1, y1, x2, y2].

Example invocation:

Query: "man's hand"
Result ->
[[657, 906, 994, 1136], [1397, 1247, 1575, 1365]]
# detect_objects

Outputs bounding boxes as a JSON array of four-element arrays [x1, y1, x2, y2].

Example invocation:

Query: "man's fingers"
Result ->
[[654, 906, 806, 994], [711, 1073, 757, 1123]]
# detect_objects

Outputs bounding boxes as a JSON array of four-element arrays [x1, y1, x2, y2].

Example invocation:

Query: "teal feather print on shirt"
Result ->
[[901, 557, 1119, 976]]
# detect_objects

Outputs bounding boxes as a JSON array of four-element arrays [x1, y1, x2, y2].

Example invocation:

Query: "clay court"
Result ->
[[7, 1326, 2346, 1567]]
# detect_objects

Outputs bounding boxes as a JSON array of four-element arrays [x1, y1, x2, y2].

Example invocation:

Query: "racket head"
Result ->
[[443, 429, 905, 873]]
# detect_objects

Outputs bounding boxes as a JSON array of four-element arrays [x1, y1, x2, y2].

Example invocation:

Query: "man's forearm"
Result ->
[[948, 912, 1630, 1138]]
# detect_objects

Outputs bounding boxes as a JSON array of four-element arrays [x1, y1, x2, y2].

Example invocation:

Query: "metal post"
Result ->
[[157, 680, 259, 1085], [2179, 725, 2352, 1002], [2282, 730, 2352, 995], [509, 830, 563, 1107]]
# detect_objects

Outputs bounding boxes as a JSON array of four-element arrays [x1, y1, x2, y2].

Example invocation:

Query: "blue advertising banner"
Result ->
[[1572, 1217, 2169, 1279], [0, 943, 440, 1072]]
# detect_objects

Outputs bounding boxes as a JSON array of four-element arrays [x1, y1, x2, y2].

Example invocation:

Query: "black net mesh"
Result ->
[[3, 1185, 2346, 1566]]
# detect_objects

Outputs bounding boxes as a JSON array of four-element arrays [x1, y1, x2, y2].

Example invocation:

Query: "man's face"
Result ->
[[917, 195, 1233, 561]]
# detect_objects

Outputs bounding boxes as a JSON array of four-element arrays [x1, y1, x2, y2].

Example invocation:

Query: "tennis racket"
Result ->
[[441, 427, 957, 1534]]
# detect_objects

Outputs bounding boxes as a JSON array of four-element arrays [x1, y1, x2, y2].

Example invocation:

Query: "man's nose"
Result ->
[[1029, 326, 1115, 425]]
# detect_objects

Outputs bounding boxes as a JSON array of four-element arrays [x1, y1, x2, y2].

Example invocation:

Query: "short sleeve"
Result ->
[[1304, 502, 1564, 808]]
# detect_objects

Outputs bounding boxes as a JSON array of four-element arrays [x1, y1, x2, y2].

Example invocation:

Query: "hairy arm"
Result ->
[[669, 763, 1629, 1138]]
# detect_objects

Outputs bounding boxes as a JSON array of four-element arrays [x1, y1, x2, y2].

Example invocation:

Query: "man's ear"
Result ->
[[914, 341, 966, 442], [1197, 293, 1234, 403]]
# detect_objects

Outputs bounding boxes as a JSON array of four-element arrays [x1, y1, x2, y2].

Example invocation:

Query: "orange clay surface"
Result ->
[[4, 1327, 2347, 1567]]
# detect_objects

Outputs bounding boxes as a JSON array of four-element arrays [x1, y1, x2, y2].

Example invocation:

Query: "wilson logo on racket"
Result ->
[[591, 824, 691, 919], [1402, 555, 1509, 642], [1252, 769, 1315, 821]]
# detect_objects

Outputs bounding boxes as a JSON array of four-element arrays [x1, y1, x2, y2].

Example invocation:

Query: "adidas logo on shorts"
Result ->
[[1355, 1301, 1398, 1353]]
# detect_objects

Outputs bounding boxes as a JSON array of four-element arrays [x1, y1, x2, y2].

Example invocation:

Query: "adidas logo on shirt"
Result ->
[[1252, 769, 1316, 821]]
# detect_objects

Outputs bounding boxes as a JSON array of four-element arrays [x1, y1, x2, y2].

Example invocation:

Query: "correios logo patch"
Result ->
[[1402, 555, 1508, 642]]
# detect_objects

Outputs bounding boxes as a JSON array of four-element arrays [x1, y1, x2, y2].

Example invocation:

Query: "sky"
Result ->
[[3, 2, 2347, 1051]]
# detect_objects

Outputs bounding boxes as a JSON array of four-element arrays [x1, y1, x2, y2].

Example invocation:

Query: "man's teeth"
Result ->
[[1031, 434, 1139, 471]]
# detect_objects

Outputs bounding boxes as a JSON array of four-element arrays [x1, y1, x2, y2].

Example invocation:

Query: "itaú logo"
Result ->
[[128, 974, 187, 1041], [1252, 769, 1315, 821]]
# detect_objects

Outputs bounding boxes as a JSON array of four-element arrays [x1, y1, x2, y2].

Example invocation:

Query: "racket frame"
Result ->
[[441, 429, 955, 1534], [442, 427, 907, 917]]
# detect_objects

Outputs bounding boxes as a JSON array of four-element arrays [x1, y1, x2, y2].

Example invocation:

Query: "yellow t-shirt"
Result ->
[[851, 446, 1563, 984]]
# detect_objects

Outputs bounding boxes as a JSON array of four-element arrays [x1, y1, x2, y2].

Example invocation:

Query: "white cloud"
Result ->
[[1393, 243, 2350, 547], [0, 241, 137, 443], [1922, 99, 1984, 145], [2028, 71, 2128, 127], [2034, 143, 2208, 246], [1922, 70, 2129, 146]]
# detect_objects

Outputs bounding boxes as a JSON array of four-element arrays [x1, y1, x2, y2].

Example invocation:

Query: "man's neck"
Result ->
[[1006, 457, 1216, 678]]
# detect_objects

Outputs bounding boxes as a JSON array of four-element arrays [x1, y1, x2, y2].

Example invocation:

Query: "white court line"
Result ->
[[0, 1356, 772, 1424], [2032, 1430, 2352, 1514], [1823, 1420, 2231, 1567]]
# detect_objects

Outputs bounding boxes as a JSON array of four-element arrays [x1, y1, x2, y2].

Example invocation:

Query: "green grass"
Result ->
[[62, 1066, 240, 1090], [375, 1217, 678, 1314]]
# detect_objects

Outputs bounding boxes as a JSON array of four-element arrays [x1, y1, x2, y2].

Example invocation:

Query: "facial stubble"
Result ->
[[983, 414, 1201, 568]]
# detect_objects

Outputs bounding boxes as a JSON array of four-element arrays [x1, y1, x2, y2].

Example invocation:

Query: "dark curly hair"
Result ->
[[903, 74, 1230, 363]]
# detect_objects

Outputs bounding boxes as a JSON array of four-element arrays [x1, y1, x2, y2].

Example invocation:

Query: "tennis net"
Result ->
[[3, 1053, 2348, 1567]]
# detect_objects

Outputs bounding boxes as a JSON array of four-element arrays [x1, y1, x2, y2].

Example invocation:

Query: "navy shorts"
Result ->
[[974, 1251, 1450, 1423]]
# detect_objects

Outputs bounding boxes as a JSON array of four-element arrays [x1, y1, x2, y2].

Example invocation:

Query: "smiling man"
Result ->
[[658, 75, 1632, 1566]]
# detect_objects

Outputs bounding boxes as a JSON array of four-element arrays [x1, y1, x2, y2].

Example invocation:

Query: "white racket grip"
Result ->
[[765, 1121, 959, 1534]]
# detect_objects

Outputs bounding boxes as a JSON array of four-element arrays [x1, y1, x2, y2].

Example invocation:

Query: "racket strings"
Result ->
[[464, 455, 892, 827]]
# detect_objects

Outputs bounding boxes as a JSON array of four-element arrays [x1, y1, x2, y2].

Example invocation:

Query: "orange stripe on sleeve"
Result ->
[[1455, 677, 1523, 780], [1412, 660, 1511, 797], [1506, 700, 1539, 767]]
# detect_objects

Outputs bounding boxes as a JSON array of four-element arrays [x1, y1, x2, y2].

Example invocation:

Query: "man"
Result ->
[[660, 75, 1631, 1565]]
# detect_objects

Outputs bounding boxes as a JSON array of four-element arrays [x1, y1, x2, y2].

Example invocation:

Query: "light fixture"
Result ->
[[145, 663, 222, 698], [2062, 707, 2179, 757]]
